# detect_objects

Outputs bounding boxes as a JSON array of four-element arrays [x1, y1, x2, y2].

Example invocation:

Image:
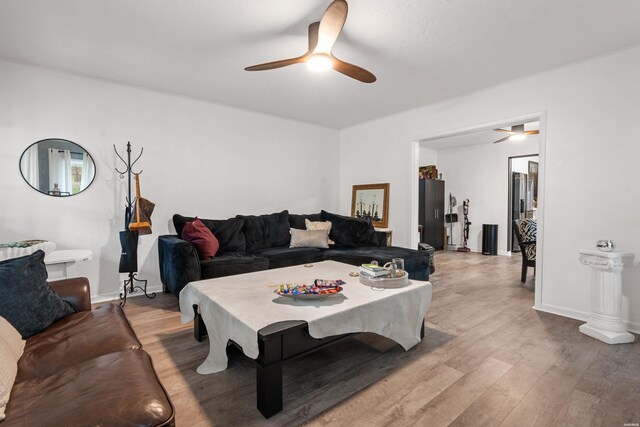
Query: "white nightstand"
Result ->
[[44, 249, 93, 281]]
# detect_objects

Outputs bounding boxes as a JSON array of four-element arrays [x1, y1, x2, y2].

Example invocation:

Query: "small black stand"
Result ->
[[114, 142, 156, 307], [119, 273, 151, 307]]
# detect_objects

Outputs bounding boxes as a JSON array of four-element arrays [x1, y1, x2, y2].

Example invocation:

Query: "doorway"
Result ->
[[413, 113, 545, 306], [508, 154, 539, 252]]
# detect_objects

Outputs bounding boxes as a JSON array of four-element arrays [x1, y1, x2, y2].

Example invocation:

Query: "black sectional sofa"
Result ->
[[158, 210, 433, 297]]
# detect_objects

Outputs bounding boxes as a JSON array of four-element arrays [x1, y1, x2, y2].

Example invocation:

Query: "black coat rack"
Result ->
[[114, 142, 156, 306]]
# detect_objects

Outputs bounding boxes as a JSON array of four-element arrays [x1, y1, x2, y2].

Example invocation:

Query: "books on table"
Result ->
[[359, 264, 390, 278]]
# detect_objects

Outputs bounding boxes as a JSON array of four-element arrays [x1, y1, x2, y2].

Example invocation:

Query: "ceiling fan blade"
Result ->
[[244, 55, 307, 72], [315, 0, 348, 53], [494, 136, 511, 144], [308, 22, 320, 52], [332, 57, 376, 83], [524, 130, 540, 135]]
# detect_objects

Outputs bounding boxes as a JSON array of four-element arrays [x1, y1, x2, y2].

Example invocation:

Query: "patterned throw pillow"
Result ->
[[0, 317, 25, 421], [518, 219, 537, 261], [0, 317, 24, 361], [305, 219, 335, 245], [0, 336, 19, 421]]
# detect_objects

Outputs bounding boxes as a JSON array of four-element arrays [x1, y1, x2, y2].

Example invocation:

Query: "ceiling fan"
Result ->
[[244, 0, 376, 83], [493, 124, 539, 143]]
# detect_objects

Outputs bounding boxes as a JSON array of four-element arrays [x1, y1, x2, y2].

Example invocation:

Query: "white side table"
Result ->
[[375, 228, 393, 246], [578, 249, 635, 344], [44, 249, 93, 281]]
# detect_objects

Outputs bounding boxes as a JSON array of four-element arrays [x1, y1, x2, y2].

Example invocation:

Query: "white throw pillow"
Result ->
[[290, 228, 329, 249], [0, 317, 25, 361], [305, 219, 335, 245], [0, 334, 22, 421]]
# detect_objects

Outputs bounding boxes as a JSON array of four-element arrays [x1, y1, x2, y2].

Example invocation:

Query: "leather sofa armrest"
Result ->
[[49, 277, 92, 312], [158, 235, 201, 297]]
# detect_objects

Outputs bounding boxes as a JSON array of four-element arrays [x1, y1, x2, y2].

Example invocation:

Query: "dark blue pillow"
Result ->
[[236, 211, 290, 253], [321, 210, 378, 247], [288, 213, 323, 230], [0, 250, 75, 338]]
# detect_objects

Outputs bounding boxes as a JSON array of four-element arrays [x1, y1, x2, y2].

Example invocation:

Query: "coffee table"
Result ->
[[179, 261, 432, 417]]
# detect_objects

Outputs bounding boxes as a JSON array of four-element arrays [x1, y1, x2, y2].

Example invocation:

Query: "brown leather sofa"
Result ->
[[4, 277, 175, 426]]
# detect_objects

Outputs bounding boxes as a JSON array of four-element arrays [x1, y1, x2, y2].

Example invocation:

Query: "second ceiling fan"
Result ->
[[244, 0, 376, 83], [493, 124, 539, 144]]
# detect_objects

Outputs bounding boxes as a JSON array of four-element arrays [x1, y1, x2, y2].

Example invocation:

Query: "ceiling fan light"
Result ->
[[306, 54, 333, 72], [509, 134, 526, 141]]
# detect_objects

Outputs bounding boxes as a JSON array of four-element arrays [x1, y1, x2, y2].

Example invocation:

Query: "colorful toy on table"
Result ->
[[276, 280, 344, 295], [313, 279, 346, 289]]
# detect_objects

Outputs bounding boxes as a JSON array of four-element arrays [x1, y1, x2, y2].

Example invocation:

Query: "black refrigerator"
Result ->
[[419, 179, 445, 250]]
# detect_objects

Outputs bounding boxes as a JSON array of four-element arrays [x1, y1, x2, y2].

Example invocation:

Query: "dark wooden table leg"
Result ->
[[256, 361, 283, 418], [257, 326, 286, 417], [193, 304, 208, 342]]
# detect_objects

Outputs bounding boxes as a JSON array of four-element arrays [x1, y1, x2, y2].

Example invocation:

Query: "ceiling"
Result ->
[[421, 121, 540, 150], [1, 1, 640, 129]]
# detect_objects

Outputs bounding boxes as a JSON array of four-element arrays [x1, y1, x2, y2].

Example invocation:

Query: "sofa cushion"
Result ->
[[16, 304, 142, 383], [200, 253, 269, 280], [6, 350, 174, 427], [288, 213, 322, 230], [181, 218, 220, 259], [323, 246, 430, 281], [237, 210, 290, 252], [174, 214, 246, 253], [289, 229, 329, 249], [320, 210, 378, 248], [251, 247, 323, 269], [0, 251, 74, 338]]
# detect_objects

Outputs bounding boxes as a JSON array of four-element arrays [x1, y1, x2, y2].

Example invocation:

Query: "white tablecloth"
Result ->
[[179, 261, 432, 374]]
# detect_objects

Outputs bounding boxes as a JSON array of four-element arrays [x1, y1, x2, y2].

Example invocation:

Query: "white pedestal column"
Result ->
[[578, 249, 635, 344]]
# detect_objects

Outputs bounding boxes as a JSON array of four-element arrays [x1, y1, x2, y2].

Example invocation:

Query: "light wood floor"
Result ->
[[122, 251, 640, 426]]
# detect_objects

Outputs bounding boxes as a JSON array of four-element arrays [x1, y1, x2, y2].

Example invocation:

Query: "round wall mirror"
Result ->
[[19, 139, 96, 197]]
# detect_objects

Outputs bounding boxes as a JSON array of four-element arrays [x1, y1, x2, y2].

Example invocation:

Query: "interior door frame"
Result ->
[[411, 111, 547, 310]]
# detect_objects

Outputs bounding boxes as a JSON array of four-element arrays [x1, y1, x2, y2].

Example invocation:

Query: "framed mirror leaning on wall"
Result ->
[[19, 139, 96, 197]]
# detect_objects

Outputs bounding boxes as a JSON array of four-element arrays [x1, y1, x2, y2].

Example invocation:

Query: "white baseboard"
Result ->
[[92, 284, 164, 304], [534, 302, 640, 335]]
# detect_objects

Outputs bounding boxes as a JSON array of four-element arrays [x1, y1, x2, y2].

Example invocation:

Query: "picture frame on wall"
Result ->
[[351, 183, 390, 228]]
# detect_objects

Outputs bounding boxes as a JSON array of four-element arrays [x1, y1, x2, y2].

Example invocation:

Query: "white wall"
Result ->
[[0, 60, 339, 301], [418, 146, 438, 167], [339, 45, 640, 331], [436, 138, 539, 254]]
